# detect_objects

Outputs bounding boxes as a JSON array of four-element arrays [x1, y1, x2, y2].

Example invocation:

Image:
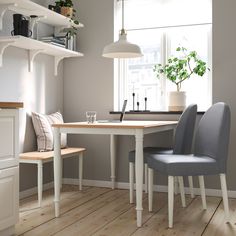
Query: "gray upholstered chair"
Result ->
[[129, 104, 197, 204], [147, 102, 231, 228]]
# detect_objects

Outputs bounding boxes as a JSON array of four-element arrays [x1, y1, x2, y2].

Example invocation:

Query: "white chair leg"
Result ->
[[148, 168, 153, 212], [129, 162, 134, 204], [178, 176, 186, 207], [79, 153, 83, 191], [199, 175, 207, 210], [188, 176, 195, 198], [144, 163, 148, 194], [220, 173, 230, 222], [37, 161, 43, 208], [168, 176, 174, 228], [174, 176, 179, 195]]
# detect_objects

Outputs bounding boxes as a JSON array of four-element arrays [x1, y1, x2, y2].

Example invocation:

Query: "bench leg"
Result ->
[[37, 161, 43, 208], [60, 158, 63, 189], [79, 153, 83, 191]]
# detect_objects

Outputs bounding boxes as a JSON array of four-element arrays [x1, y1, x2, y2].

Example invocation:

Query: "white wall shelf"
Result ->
[[0, 0, 84, 30], [0, 36, 83, 76]]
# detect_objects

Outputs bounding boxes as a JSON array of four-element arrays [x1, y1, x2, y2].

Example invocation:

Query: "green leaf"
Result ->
[[153, 46, 209, 89]]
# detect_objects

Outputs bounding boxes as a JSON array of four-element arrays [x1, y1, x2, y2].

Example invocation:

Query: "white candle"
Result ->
[[145, 89, 147, 97]]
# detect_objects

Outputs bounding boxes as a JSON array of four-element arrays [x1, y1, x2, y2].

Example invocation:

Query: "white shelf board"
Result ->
[[0, 0, 84, 28], [0, 36, 83, 75]]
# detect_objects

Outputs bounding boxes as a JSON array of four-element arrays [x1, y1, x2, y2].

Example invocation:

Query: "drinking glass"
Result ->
[[86, 111, 96, 123]]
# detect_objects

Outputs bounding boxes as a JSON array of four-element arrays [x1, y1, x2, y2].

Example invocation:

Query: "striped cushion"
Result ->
[[32, 111, 67, 152]]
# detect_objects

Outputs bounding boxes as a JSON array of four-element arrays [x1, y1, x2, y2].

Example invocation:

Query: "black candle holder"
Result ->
[[129, 92, 136, 112], [132, 92, 135, 111], [137, 101, 140, 111], [143, 97, 150, 112]]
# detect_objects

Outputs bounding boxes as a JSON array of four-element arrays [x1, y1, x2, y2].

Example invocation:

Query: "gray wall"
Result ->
[[0, 0, 63, 191], [63, 0, 236, 191], [212, 0, 236, 190], [1, 0, 234, 192]]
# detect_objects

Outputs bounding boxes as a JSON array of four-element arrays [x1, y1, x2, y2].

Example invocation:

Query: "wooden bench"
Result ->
[[19, 147, 86, 207]]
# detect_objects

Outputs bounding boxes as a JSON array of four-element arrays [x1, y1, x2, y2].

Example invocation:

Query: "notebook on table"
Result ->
[[98, 100, 127, 123]]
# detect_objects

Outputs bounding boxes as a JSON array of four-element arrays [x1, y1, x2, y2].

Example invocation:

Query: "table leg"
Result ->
[[37, 161, 43, 208], [135, 129, 144, 227], [53, 127, 61, 217], [110, 135, 117, 189]]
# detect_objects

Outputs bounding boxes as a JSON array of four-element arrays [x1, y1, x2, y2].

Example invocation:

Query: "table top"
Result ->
[[52, 120, 178, 129]]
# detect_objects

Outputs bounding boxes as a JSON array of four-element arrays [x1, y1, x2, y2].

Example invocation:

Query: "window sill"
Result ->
[[110, 111, 205, 115]]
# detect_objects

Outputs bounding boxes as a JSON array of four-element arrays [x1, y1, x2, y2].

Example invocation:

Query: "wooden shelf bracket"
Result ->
[[28, 49, 44, 72], [0, 4, 17, 30], [54, 56, 64, 76], [0, 41, 15, 66]]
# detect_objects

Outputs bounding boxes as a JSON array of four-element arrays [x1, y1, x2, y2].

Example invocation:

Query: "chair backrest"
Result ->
[[173, 104, 197, 154], [194, 102, 231, 172]]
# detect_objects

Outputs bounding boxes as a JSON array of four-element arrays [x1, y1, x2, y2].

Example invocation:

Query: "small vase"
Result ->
[[61, 7, 73, 18], [168, 91, 186, 111], [66, 34, 76, 51]]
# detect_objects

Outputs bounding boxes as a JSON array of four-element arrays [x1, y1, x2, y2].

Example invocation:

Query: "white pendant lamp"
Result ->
[[102, 0, 143, 58]]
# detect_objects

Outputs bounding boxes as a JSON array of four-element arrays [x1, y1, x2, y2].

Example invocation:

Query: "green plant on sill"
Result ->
[[153, 47, 210, 92]]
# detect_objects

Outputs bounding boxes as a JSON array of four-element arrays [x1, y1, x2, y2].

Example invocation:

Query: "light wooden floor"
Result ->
[[16, 185, 236, 236]]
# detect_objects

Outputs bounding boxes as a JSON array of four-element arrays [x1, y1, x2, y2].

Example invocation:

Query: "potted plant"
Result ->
[[153, 47, 209, 111], [54, 0, 79, 50], [62, 0, 73, 18]]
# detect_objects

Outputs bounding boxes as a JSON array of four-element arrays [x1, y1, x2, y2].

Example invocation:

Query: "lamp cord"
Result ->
[[122, 0, 124, 30]]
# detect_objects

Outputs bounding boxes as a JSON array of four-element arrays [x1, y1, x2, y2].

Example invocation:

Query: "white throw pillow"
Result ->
[[32, 111, 67, 152]]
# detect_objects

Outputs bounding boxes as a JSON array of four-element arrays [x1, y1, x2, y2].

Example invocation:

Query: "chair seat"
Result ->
[[129, 147, 173, 163], [147, 154, 219, 176]]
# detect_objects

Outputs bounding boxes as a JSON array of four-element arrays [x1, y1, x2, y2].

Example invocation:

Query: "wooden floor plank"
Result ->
[[20, 185, 90, 216], [203, 198, 236, 236], [133, 196, 221, 236], [17, 186, 229, 236], [16, 187, 111, 235], [21, 189, 128, 236], [53, 190, 133, 236], [93, 193, 192, 236]]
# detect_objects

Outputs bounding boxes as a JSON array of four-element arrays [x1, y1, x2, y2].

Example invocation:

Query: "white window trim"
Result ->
[[115, 24, 212, 111]]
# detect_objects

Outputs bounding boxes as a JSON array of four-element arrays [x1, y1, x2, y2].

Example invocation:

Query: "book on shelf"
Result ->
[[50, 42, 66, 48], [40, 36, 66, 46]]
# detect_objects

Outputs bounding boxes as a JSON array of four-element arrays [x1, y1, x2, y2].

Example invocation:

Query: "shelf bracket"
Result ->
[[0, 41, 15, 67], [54, 56, 65, 76], [28, 49, 44, 72], [0, 4, 17, 30]]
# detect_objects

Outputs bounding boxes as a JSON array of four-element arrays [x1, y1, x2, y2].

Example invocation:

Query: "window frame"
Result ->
[[115, 24, 212, 111]]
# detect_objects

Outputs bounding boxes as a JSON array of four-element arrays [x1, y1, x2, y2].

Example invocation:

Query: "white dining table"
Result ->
[[52, 120, 177, 227]]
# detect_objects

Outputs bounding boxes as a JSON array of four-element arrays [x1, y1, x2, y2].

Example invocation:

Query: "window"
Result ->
[[115, 0, 212, 111]]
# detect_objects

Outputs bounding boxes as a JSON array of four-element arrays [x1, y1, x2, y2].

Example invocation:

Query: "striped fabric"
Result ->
[[32, 111, 67, 152]]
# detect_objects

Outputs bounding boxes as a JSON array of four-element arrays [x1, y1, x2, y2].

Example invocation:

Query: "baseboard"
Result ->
[[63, 178, 236, 198], [0, 226, 14, 236], [19, 182, 54, 199], [20, 178, 236, 199]]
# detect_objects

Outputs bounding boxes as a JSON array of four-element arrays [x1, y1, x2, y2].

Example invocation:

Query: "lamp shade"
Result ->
[[102, 32, 143, 58]]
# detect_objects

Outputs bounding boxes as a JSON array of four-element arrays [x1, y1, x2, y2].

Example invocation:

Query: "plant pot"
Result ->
[[61, 7, 73, 18], [168, 91, 186, 111]]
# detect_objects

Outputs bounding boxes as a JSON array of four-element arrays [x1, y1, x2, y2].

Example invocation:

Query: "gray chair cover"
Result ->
[[129, 104, 197, 163], [147, 102, 231, 176]]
